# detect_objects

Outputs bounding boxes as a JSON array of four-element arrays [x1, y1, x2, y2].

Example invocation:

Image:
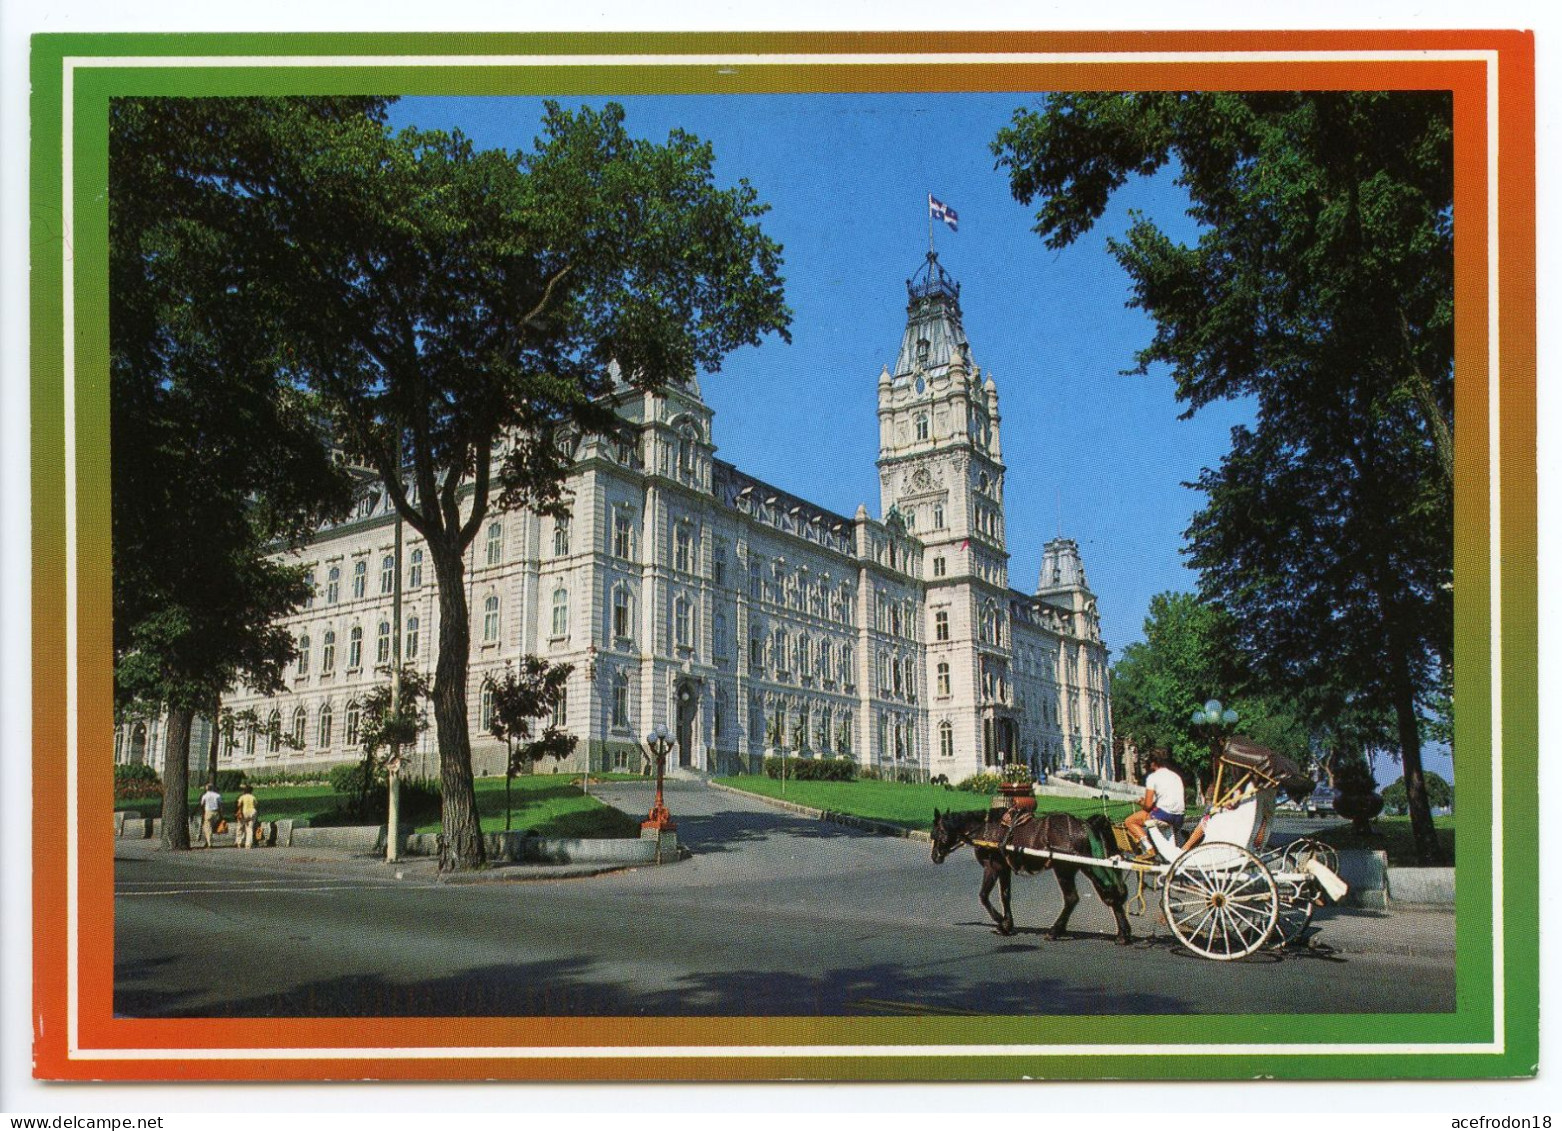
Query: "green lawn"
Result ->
[[1312, 815, 1456, 867], [713, 775, 1139, 830], [116, 774, 640, 839]]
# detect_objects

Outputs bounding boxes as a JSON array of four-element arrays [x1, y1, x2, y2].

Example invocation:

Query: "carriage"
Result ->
[[933, 738, 1349, 961]]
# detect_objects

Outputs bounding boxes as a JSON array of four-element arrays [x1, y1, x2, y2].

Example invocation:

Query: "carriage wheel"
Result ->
[[1280, 837, 1340, 877], [1161, 844, 1279, 961], [1272, 880, 1316, 946], [1269, 838, 1334, 947]]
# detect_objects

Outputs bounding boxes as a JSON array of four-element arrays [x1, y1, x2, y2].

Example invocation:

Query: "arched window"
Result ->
[[840, 642, 855, 685], [480, 682, 495, 731], [348, 625, 363, 669], [611, 671, 630, 728], [408, 548, 423, 589], [937, 661, 951, 697], [771, 627, 788, 672], [130, 723, 147, 766], [796, 633, 810, 676], [304, 571, 317, 609], [674, 596, 693, 650], [915, 413, 929, 441], [267, 709, 282, 754], [552, 586, 569, 637], [486, 522, 504, 565], [551, 682, 568, 728], [321, 630, 336, 673], [243, 722, 256, 759], [352, 560, 367, 599], [291, 706, 306, 748], [748, 558, 763, 599], [375, 620, 391, 665], [296, 634, 310, 676], [327, 566, 341, 604], [554, 515, 571, 557], [612, 585, 634, 641], [482, 594, 500, 643], [940, 720, 954, 758], [345, 701, 361, 748], [381, 555, 395, 595], [317, 703, 334, 749], [404, 616, 419, 659], [674, 524, 693, 574], [816, 637, 831, 681], [613, 508, 635, 560], [838, 710, 853, 755], [677, 421, 699, 475], [713, 611, 728, 658], [932, 503, 945, 529]]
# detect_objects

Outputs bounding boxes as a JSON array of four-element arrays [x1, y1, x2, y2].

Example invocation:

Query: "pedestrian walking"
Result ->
[[198, 782, 222, 848], [235, 784, 258, 849]]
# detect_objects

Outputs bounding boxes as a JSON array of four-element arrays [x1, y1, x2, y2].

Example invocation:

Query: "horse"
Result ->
[[930, 807, 1133, 945]]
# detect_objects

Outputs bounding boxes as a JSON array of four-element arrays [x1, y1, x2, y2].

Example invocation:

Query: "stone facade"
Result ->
[[117, 252, 1115, 784]]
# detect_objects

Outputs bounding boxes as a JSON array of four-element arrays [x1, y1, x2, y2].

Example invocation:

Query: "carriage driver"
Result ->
[[1123, 749, 1186, 858]]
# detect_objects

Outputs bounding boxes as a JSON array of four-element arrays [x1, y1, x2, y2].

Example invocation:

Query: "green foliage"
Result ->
[[956, 772, 1004, 794], [1109, 592, 1311, 780], [113, 764, 164, 802], [996, 91, 1452, 866], [1000, 762, 1033, 785], [357, 667, 432, 761], [1382, 772, 1452, 811], [488, 657, 577, 772], [211, 770, 249, 793], [763, 756, 857, 782], [328, 760, 378, 802]]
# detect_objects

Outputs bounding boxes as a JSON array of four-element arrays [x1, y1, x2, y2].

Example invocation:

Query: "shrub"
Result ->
[[245, 768, 332, 788], [210, 770, 249, 792], [115, 763, 160, 785], [858, 766, 882, 781], [956, 772, 1003, 794], [763, 756, 856, 782]]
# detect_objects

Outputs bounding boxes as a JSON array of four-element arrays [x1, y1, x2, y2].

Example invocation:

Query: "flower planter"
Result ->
[[993, 781, 1037, 815]]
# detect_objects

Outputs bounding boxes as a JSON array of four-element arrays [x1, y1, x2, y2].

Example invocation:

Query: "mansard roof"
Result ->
[[893, 251, 972, 379]]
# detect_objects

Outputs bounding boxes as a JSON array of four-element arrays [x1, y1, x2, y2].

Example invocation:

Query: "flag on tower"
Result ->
[[928, 194, 959, 231]]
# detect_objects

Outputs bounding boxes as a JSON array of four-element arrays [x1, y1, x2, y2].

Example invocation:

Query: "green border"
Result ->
[[30, 31, 1537, 1081]]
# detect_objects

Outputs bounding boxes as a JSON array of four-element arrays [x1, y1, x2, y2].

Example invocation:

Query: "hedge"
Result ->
[[763, 756, 857, 782]]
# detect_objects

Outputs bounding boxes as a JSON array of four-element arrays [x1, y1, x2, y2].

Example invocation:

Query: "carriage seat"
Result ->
[[1143, 818, 1185, 863]]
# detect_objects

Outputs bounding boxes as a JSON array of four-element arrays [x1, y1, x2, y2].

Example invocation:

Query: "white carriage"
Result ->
[[1000, 738, 1349, 961]]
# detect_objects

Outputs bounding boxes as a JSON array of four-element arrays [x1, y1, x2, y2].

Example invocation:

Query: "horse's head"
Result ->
[[930, 808, 968, 864]]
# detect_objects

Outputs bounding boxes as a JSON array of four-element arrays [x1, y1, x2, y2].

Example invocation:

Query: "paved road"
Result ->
[[114, 781, 1455, 1018]]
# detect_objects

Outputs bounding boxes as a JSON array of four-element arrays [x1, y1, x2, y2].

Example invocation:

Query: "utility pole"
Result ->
[[387, 428, 404, 863]]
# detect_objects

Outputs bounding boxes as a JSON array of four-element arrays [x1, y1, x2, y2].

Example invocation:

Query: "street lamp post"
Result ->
[[1190, 697, 1239, 780], [643, 723, 676, 833]]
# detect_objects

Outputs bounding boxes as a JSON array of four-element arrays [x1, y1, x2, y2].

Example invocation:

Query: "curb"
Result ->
[[707, 779, 932, 842]]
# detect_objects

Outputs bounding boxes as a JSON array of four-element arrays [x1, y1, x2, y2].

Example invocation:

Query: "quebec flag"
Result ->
[[928, 194, 959, 231]]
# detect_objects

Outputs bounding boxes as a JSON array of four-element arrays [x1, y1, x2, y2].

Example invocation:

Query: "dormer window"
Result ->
[[916, 337, 930, 364]]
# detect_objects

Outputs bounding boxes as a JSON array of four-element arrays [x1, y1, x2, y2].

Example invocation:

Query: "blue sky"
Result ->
[[389, 94, 1450, 785], [392, 93, 1253, 655]]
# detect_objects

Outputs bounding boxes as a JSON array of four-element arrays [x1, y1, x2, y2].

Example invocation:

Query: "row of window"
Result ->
[[295, 620, 421, 677], [747, 627, 855, 686], [228, 701, 366, 757], [304, 551, 427, 609], [747, 559, 855, 623], [751, 697, 855, 755]]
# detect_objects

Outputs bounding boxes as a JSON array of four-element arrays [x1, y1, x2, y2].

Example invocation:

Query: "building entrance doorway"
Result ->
[[676, 680, 697, 769]]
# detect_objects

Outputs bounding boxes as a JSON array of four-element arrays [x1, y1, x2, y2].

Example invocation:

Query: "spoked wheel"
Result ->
[[1269, 837, 1336, 948], [1272, 879, 1316, 946], [1162, 844, 1279, 961], [1279, 837, 1340, 877]]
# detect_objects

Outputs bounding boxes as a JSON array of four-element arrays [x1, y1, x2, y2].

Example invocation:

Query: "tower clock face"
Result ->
[[912, 467, 933, 491]]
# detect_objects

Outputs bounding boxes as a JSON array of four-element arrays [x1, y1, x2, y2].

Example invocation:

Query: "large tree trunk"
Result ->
[[1392, 646, 1446, 866], [158, 706, 193, 850], [430, 542, 486, 872], [206, 695, 222, 786]]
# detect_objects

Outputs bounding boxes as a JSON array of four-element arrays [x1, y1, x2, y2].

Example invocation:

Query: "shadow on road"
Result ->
[[115, 952, 1190, 1019]]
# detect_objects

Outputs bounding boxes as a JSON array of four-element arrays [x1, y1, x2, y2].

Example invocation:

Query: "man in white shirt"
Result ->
[[1123, 750, 1185, 857], [198, 783, 222, 848]]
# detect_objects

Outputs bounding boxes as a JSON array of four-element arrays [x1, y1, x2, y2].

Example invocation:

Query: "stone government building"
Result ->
[[116, 252, 1116, 784]]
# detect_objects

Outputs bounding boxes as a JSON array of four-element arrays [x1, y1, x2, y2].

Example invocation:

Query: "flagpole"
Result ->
[[928, 192, 934, 257]]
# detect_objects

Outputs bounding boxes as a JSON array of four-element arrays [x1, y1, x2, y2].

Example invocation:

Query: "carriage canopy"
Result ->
[[1220, 737, 1315, 801]]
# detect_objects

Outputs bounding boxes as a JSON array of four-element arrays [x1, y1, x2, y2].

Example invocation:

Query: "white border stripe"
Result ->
[[63, 46, 1504, 1063]]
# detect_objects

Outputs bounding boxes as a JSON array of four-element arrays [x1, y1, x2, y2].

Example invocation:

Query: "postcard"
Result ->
[[28, 29, 1536, 1083]]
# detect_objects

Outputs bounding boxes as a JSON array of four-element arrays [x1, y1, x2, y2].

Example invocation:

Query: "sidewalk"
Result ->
[[114, 835, 639, 884]]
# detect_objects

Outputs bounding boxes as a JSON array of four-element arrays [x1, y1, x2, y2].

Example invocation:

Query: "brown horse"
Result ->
[[930, 808, 1133, 945]]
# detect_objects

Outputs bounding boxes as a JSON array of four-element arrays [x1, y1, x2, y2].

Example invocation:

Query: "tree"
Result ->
[[1110, 592, 1310, 787], [349, 667, 433, 818], [487, 658, 578, 831], [155, 99, 789, 870], [109, 99, 365, 848], [995, 93, 1452, 864], [1382, 771, 1453, 813]]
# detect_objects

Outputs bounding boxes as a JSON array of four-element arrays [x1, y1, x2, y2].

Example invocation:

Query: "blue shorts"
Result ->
[[1150, 808, 1185, 830]]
